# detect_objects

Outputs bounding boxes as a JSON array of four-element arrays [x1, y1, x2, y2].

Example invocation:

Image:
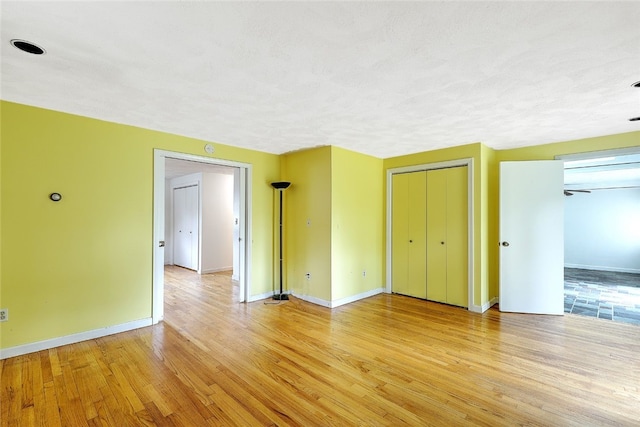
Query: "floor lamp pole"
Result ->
[[271, 182, 291, 300]]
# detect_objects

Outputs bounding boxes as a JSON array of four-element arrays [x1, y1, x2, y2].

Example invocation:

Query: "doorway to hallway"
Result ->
[[152, 149, 252, 324]]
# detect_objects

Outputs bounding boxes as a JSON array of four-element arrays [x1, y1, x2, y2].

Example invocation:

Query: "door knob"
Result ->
[[501, 241, 510, 247], [440, 241, 445, 245], [159, 240, 165, 248], [409, 240, 413, 243]]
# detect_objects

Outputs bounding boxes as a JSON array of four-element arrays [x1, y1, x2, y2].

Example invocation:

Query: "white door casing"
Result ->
[[499, 160, 564, 315], [153, 149, 252, 324]]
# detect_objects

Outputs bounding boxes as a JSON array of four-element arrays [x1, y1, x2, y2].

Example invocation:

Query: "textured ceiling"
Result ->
[[1, 1, 639, 158]]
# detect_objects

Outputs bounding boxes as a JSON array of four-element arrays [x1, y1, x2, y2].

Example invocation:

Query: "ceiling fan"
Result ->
[[564, 189, 591, 196]]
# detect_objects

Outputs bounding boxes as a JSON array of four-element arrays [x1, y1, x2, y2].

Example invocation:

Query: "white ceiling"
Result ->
[[1, 1, 639, 159]]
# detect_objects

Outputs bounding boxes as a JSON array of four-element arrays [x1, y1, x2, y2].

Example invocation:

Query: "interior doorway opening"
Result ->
[[153, 149, 252, 324], [165, 158, 237, 276], [558, 148, 640, 325]]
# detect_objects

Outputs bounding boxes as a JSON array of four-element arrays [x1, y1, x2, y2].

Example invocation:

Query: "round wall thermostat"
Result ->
[[204, 144, 215, 154]]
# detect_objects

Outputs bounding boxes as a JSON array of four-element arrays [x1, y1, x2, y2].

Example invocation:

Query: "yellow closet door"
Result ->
[[446, 166, 468, 307], [392, 171, 427, 299], [407, 171, 427, 299], [392, 173, 410, 295], [426, 169, 447, 303]]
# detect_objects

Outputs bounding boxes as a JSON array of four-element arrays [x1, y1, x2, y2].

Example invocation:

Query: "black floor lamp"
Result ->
[[271, 181, 291, 300]]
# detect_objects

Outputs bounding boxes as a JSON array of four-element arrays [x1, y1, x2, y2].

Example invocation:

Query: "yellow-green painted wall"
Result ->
[[2, 98, 637, 352], [281, 146, 384, 304], [282, 147, 333, 301], [483, 144, 499, 302], [331, 147, 383, 301], [498, 132, 640, 162], [0, 101, 280, 349]]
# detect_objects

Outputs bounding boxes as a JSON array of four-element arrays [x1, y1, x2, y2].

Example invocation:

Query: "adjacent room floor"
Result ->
[[564, 267, 640, 325]]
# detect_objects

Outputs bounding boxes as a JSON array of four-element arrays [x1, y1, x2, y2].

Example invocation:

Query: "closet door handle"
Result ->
[[440, 241, 445, 245], [409, 240, 413, 243]]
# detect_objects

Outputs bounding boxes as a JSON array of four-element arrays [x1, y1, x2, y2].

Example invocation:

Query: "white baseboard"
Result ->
[[469, 297, 498, 313], [247, 291, 281, 302], [291, 287, 385, 309], [292, 293, 332, 308], [200, 266, 233, 274], [565, 263, 640, 274], [329, 288, 385, 308], [0, 318, 153, 360]]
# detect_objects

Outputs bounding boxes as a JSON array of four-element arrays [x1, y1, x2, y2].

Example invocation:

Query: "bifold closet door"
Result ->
[[426, 169, 447, 303], [173, 185, 199, 270], [392, 171, 427, 299], [426, 166, 468, 307], [445, 166, 468, 307]]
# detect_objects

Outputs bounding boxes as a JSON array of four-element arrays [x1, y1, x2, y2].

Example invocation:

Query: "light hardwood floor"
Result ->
[[2, 266, 640, 426]]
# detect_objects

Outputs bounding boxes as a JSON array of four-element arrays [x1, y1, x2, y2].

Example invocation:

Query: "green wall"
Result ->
[[331, 147, 383, 301], [282, 146, 333, 301], [0, 101, 280, 349], [498, 132, 640, 162], [282, 146, 384, 304], [2, 98, 637, 353]]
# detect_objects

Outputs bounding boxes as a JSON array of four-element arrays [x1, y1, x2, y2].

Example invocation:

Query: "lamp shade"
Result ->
[[271, 181, 291, 190]]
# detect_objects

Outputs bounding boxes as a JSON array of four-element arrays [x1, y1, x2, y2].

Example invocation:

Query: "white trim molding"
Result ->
[[291, 293, 331, 308], [0, 318, 152, 360], [469, 297, 499, 313], [329, 288, 385, 308], [292, 288, 385, 309], [247, 291, 279, 303]]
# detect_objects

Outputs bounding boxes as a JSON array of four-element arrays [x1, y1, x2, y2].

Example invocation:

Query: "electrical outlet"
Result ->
[[305, 272, 311, 280], [0, 308, 8, 322]]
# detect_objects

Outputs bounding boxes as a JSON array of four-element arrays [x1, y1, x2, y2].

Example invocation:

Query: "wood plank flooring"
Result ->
[[2, 265, 640, 426]]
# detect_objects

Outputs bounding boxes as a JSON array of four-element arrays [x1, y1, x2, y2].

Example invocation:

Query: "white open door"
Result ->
[[499, 160, 564, 314]]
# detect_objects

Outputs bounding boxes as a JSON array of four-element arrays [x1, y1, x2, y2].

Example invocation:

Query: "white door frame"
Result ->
[[385, 158, 476, 311], [153, 149, 252, 324], [555, 146, 640, 163]]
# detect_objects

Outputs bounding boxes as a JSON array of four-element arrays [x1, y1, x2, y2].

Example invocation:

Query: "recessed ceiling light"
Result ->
[[10, 39, 45, 55]]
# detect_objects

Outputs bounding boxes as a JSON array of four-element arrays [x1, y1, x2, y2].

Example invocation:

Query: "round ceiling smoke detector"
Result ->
[[10, 39, 45, 55]]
